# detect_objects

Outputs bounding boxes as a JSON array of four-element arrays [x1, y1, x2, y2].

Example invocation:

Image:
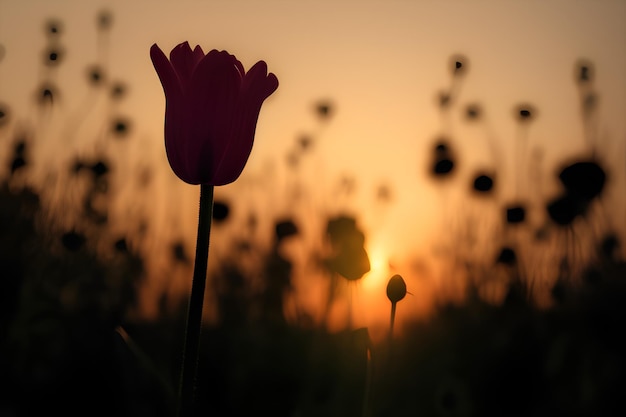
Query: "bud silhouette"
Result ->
[[558, 160, 605, 202], [575, 59, 594, 84], [496, 247, 517, 266], [547, 159, 606, 226], [387, 274, 407, 303], [430, 140, 455, 178], [275, 219, 298, 241], [514, 105, 536, 122], [505, 204, 526, 224], [472, 173, 494, 194], [387, 274, 407, 338], [212, 200, 230, 223]]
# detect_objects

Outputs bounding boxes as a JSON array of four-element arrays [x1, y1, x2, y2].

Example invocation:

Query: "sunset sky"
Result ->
[[1, 0, 625, 339]]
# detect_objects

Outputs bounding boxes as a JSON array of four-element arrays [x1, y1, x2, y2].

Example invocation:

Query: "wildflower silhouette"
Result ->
[[386, 274, 407, 339], [324, 215, 370, 281], [151, 41, 278, 417]]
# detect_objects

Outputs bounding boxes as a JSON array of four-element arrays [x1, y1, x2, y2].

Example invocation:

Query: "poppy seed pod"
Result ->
[[151, 42, 279, 185]]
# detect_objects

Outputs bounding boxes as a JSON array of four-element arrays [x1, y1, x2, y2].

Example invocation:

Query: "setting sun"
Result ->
[[363, 243, 391, 289]]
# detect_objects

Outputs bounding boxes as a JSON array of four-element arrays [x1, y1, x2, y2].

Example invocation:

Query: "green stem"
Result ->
[[178, 183, 214, 417]]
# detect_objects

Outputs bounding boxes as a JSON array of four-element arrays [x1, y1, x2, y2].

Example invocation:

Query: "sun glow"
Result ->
[[1, 0, 624, 346], [362, 243, 391, 291]]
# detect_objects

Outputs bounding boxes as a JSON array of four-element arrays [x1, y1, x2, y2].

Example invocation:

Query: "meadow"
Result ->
[[1, 9, 625, 417]]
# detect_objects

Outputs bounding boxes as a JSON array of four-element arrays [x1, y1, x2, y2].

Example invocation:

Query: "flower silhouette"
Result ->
[[150, 41, 278, 417], [325, 215, 370, 280], [150, 41, 278, 185]]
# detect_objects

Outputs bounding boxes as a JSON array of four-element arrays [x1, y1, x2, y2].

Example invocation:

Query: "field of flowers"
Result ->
[[1, 10, 624, 417]]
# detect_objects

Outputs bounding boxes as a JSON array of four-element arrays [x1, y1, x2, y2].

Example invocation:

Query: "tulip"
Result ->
[[151, 42, 277, 417], [150, 41, 278, 185]]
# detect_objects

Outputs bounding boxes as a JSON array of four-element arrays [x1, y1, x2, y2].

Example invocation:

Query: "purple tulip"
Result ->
[[150, 41, 278, 185]]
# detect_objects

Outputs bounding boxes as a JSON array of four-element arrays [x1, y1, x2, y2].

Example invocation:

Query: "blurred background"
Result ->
[[1, 1, 625, 416]]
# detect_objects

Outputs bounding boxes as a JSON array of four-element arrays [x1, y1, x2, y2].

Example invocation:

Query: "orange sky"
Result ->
[[1, 0, 625, 340]]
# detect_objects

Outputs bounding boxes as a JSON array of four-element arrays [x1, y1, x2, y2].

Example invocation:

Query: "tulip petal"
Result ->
[[245, 61, 280, 98], [192, 44, 205, 62], [150, 44, 183, 102], [170, 41, 203, 90], [150, 44, 191, 182], [233, 59, 245, 79], [212, 61, 278, 185], [183, 50, 242, 183]]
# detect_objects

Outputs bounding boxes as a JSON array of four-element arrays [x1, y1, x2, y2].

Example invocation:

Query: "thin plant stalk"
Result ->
[[178, 183, 214, 417], [389, 301, 397, 340], [386, 301, 398, 369]]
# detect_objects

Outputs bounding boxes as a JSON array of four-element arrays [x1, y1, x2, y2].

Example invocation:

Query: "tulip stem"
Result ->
[[178, 183, 214, 417]]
